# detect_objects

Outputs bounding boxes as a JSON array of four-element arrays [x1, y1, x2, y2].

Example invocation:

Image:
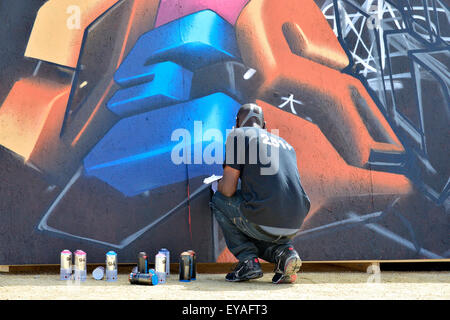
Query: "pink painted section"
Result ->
[[154, 0, 250, 27]]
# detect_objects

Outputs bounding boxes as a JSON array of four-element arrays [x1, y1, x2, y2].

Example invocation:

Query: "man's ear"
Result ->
[[263, 121, 267, 129]]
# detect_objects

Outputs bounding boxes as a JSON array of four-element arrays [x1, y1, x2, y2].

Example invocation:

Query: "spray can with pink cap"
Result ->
[[73, 250, 87, 281], [60, 249, 72, 280]]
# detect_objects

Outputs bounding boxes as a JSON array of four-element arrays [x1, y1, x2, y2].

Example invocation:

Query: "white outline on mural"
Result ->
[[36, 166, 210, 249]]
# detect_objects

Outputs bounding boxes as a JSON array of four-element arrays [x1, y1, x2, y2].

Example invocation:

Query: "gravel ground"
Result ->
[[0, 271, 449, 300]]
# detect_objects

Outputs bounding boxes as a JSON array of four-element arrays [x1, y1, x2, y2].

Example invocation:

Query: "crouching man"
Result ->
[[210, 103, 310, 284]]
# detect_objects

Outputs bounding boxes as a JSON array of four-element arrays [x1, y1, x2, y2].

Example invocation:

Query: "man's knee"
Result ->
[[209, 192, 225, 217], [210, 191, 228, 210]]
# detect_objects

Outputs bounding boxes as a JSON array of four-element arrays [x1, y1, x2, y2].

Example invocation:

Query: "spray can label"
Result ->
[[74, 250, 87, 281], [155, 253, 166, 284], [129, 271, 158, 285], [188, 250, 196, 280], [159, 248, 170, 276], [179, 252, 191, 282], [106, 251, 118, 281]]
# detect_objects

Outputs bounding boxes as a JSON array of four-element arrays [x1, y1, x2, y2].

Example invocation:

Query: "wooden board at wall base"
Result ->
[[194, 262, 380, 273], [1, 260, 449, 274], [0, 264, 137, 274]]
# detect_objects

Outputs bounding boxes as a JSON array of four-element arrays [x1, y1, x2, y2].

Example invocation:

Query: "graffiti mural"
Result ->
[[0, 0, 448, 265]]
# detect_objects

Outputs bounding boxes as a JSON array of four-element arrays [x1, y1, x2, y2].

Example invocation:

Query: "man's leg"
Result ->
[[210, 191, 263, 281], [210, 191, 259, 261], [210, 191, 301, 283], [252, 240, 290, 263]]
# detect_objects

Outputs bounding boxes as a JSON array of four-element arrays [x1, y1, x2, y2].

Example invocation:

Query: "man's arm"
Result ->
[[217, 165, 240, 197]]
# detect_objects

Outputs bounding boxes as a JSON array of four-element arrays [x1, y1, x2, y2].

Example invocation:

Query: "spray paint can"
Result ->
[[92, 266, 105, 280], [155, 252, 166, 284], [105, 251, 118, 282], [159, 248, 170, 276], [188, 250, 197, 280], [60, 249, 72, 280], [129, 270, 158, 285], [179, 251, 192, 282], [138, 252, 148, 274], [73, 250, 87, 281], [149, 268, 158, 284]]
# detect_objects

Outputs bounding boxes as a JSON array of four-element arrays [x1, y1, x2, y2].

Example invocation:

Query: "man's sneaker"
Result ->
[[272, 246, 302, 284], [225, 258, 263, 282]]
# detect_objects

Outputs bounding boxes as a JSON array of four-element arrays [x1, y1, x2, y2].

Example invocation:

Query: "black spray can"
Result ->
[[179, 251, 192, 282], [188, 250, 196, 280], [129, 271, 158, 285], [138, 252, 148, 274]]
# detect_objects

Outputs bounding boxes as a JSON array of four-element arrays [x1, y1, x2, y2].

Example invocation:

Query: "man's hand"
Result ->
[[217, 165, 240, 197]]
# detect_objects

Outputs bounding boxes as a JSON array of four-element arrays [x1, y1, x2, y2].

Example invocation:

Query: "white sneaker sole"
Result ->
[[273, 256, 302, 284]]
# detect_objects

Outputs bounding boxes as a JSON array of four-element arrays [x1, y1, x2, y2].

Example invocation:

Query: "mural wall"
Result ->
[[0, 0, 448, 265]]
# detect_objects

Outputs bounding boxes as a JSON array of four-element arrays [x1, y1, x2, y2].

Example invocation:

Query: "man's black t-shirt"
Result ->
[[225, 127, 310, 230]]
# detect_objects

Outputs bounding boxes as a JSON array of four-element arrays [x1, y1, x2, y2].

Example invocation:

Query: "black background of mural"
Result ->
[[0, 143, 217, 264]]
